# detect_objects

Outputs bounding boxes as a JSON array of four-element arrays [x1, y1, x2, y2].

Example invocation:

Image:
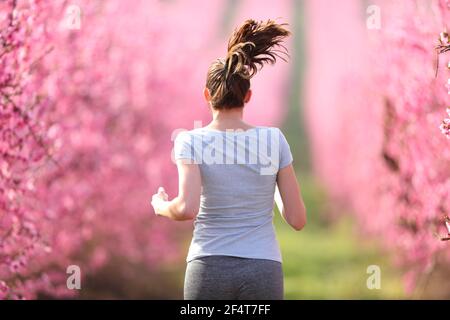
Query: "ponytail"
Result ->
[[206, 19, 290, 109]]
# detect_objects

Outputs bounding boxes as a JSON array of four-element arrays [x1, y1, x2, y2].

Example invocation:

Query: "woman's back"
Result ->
[[151, 19, 306, 300], [174, 126, 293, 262]]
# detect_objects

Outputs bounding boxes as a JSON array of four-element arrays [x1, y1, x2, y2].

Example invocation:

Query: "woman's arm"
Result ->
[[151, 160, 201, 221], [276, 164, 307, 231]]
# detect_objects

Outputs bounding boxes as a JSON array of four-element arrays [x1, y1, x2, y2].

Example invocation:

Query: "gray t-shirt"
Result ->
[[174, 126, 293, 263]]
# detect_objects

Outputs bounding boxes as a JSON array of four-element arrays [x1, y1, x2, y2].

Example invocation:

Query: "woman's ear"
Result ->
[[203, 87, 211, 103], [244, 89, 252, 103]]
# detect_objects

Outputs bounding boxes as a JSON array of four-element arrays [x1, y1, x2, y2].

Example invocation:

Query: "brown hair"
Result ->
[[206, 19, 291, 109]]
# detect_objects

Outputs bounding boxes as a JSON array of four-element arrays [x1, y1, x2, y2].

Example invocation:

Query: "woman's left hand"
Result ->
[[151, 187, 169, 216]]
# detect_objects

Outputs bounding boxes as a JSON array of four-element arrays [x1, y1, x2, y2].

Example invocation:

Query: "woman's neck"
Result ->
[[207, 107, 254, 131]]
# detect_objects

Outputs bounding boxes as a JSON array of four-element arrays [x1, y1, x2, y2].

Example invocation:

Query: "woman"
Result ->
[[151, 19, 307, 300]]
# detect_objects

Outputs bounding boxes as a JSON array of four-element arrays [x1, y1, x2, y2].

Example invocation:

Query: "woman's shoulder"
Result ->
[[193, 125, 282, 133], [253, 126, 285, 136], [256, 126, 281, 131], [175, 126, 284, 139], [173, 128, 208, 146]]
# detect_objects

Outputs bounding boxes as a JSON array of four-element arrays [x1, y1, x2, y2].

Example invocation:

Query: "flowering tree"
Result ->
[[305, 0, 450, 292], [0, 0, 292, 299], [0, 0, 220, 299]]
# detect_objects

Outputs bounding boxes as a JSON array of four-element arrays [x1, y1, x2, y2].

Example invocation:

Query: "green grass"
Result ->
[[274, 174, 405, 299]]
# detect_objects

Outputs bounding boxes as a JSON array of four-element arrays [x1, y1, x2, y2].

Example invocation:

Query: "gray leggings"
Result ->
[[184, 255, 284, 300]]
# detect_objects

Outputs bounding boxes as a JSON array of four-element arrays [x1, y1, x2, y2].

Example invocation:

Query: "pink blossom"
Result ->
[[0, 0, 291, 298], [305, 0, 450, 292]]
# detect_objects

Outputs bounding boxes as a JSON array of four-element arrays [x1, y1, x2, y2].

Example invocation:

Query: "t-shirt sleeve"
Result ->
[[278, 128, 293, 169], [174, 131, 194, 161]]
